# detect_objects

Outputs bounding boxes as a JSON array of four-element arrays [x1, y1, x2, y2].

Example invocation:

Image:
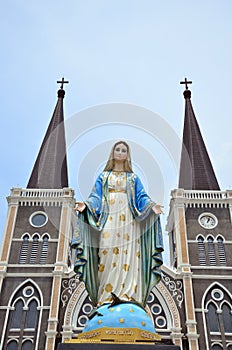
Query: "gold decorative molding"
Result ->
[[65, 327, 161, 343]]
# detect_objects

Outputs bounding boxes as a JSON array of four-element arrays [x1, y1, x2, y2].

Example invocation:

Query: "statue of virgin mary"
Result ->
[[71, 141, 163, 307]]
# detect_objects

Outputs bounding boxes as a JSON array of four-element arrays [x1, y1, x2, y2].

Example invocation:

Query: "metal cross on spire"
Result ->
[[57, 77, 69, 90], [180, 77, 192, 90]]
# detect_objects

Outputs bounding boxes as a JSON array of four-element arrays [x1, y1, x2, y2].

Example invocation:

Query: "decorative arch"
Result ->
[[220, 299, 231, 310], [11, 296, 25, 307], [156, 281, 181, 330], [205, 299, 218, 310], [22, 338, 33, 350], [31, 232, 40, 239], [196, 233, 205, 240], [6, 339, 19, 350], [63, 281, 86, 328], [211, 342, 223, 350], [21, 233, 31, 240], [202, 282, 232, 305], [41, 232, 51, 239], [215, 234, 224, 241], [206, 234, 215, 241], [8, 279, 44, 306]]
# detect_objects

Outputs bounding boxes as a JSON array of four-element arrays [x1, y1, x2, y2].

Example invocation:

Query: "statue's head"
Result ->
[[104, 140, 133, 172]]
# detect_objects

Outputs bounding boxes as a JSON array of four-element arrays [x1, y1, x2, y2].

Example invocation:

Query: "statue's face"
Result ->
[[113, 143, 128, 162]]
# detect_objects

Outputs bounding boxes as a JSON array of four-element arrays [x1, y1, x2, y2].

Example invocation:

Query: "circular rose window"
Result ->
[[29, 212, 48, 228]]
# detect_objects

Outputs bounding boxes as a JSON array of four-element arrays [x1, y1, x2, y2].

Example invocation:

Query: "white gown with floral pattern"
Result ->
[[97, 171, 142, 305]]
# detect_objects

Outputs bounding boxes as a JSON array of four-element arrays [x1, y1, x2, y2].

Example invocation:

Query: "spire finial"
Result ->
[[57, 77, 69, 90], [57, 77, 69, 98], [180, 77, 192, 90], [180, 77, 192, 99]]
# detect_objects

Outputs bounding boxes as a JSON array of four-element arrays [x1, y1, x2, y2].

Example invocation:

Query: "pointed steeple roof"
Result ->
[[178, 78, 220, 190], [27, 79, 69, 189]]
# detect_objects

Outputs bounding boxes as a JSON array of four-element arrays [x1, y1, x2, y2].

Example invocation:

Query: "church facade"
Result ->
[[0, 81, 231, 350]]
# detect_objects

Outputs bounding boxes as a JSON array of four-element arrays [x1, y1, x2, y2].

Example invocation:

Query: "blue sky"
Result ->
[[1, 1, 232, 264]]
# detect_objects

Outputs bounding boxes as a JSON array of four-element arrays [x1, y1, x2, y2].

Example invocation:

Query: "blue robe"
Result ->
[[71, 171, 163, 306]]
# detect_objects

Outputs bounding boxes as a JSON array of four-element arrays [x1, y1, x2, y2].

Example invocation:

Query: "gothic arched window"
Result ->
[[197, 235, 206, 265], [10, 299, 24, 329], [19, 234, 29, 264], [207, 236, 216, 266], [25, 299, 38, 329], [3, 282, 41, 349], [222, 303, 232, 333], [217, 236, 227, 266], [30, 234, 39, 264], [207, 302, 220, 332], [40, 235, 49, 264], [203, 285, 232, 349]]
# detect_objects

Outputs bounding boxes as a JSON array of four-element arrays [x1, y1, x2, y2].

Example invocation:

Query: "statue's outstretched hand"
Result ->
[[74, 201, 86, 212], [152, 204, 164, 215]]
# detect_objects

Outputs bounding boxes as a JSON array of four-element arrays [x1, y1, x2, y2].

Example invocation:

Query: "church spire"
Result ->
[[27, 78, 69, 189], [178, 78, 220, 190]]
